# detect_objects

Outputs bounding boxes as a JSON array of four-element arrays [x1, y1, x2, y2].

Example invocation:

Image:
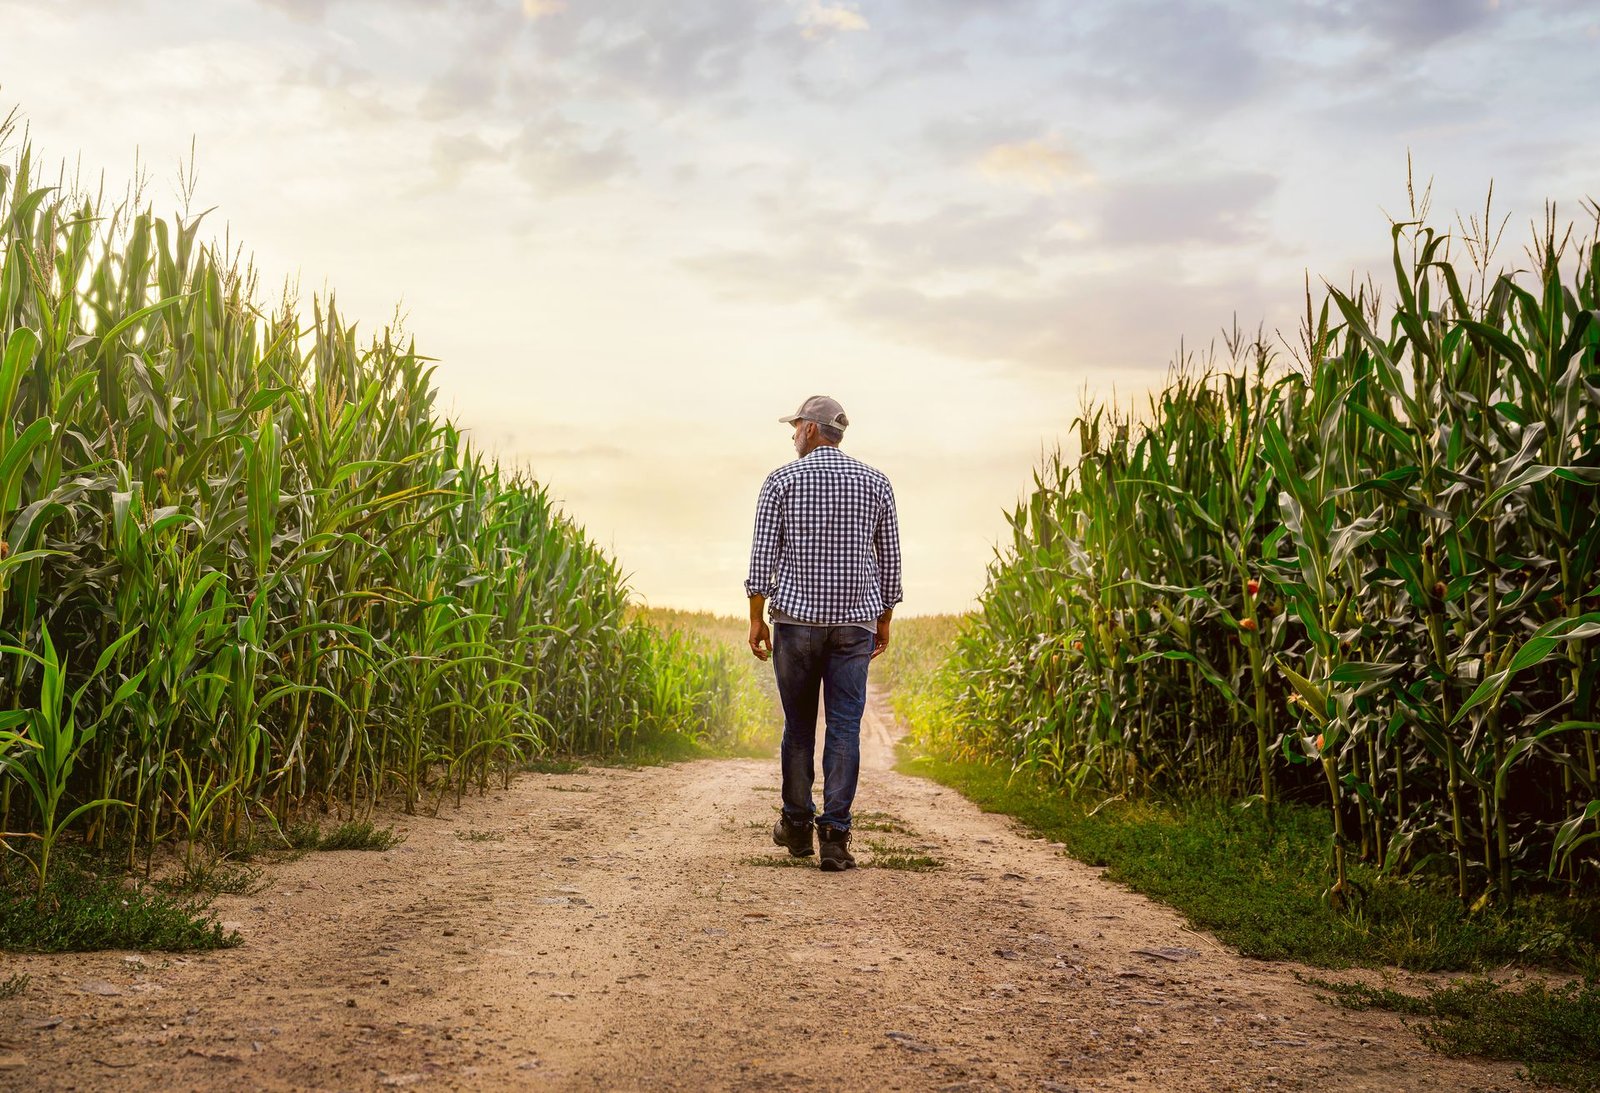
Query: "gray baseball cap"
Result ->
[[779, 394, 849, 431]]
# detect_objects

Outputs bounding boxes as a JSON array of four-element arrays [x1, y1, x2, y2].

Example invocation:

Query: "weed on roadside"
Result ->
[[863, 840, 942, 871], [1306, 975, 1600, 1092], [287, 820, 403, 852], [900, 751, 1600, 971], [855, 811, 914, 835], [157, 859, 265, 897], [0, 862, 239, 953], [0, 974, 29, 999], [743, 855, 812, 868]]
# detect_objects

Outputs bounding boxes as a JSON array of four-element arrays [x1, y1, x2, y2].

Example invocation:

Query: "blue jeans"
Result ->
[[773, 623, 873, 832]]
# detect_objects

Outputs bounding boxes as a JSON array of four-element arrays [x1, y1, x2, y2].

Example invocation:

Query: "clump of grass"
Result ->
[[855, 811, 914, 835], [863, 839, 942, 872], [455, 829, 504, 843], [743, 855, 812, 868], [286, 820, 402, 852], [0, 973, 29, 999], [1308, 975, 1600, 1092], [0, 863, 239, 953], [157, 859, 264, 897], [901, 751, 1599, 971]]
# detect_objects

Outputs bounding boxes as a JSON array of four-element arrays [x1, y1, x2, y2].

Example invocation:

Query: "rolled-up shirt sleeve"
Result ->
[[744, 474, 782, 599], [875, 481, 903, 611]]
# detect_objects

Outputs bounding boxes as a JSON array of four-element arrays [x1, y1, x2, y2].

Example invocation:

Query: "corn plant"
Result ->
[[0, 120, 743, 874], [923, 191, 1600, 903], [0, 626, 143, 897]]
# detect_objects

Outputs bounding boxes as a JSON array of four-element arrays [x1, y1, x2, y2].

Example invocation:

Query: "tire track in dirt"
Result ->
[[2, 687, 1518, 1091]]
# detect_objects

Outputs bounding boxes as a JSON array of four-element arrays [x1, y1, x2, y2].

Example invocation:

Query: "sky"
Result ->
[[3, 0, 1597, 614]]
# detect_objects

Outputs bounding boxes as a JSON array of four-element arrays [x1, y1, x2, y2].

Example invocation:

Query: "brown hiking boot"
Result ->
[[817, 825, 855, 871], [772, 815, 814, 858]]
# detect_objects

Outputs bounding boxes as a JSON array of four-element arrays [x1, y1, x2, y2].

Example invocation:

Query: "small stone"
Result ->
[[884, 1031, 938, 1053]]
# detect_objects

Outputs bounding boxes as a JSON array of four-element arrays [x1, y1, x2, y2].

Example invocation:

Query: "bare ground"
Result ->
[[1, 688, 1520, 1092]]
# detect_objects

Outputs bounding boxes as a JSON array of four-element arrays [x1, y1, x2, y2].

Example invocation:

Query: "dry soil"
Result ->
[[0, 688, 1521, 1091]]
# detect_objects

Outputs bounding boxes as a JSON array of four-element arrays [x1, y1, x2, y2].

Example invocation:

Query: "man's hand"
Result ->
[[749, 617, 772, 661], [872, 613, 892, 659]]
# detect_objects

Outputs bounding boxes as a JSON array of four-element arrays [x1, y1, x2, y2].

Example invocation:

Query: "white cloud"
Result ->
[[797, 1, 869, 39], [977, 136, 1092, 193]]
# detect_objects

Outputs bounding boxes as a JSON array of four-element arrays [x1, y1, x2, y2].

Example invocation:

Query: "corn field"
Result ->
[[0, 125, 742, 894], [922, 196, 1600, 903]]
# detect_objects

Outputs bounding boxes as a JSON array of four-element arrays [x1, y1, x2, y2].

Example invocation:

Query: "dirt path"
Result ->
[[2, 688, 1518, 1091]]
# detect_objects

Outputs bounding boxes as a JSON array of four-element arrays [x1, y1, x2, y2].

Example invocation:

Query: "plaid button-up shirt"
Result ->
[[744, 446, 903, 624]]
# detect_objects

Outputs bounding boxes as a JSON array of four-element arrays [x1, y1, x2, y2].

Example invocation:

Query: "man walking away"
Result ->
[[745, 395, 903, 872]]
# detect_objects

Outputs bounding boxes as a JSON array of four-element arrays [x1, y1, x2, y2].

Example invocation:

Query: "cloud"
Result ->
[[423, 131, 501, 191], [684, 242, 863, 301], [977, 136, 1092, 193], [797, 2, 870, 40], [1308, 0, 1498, 50], [510, 116, 634, 195], [521, 0, 566, 17], [924, 112, 1047, 163], [1095, 171, 1278, 246], [840, 263, 1279, 374], [1059, 1, 1269, 116], [526, 0, 773, 107], [686, 186, 1079, 306]]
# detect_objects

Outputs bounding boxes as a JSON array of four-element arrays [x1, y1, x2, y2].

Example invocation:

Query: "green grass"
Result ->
[[286, 820, 403, 852], [743, 854, 813, 868], [0, 973, 29, 999], [854, 810, 914, 835], [0, 860, 239, 953], [156, 859, 264, 897], [899, 749, 1600, 973], [1307, 975, 1600, 1092], [863, 839, 942, 871]]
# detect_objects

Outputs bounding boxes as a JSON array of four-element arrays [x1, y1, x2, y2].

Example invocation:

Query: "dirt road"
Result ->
[[2, 689, 1517, 1091]]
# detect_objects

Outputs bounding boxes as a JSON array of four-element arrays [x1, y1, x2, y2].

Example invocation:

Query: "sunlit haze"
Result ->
[[4, 0, 1596, 613]]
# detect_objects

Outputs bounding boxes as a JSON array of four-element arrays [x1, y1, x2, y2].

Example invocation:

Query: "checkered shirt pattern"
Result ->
[[744, 446, 903, 624]]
